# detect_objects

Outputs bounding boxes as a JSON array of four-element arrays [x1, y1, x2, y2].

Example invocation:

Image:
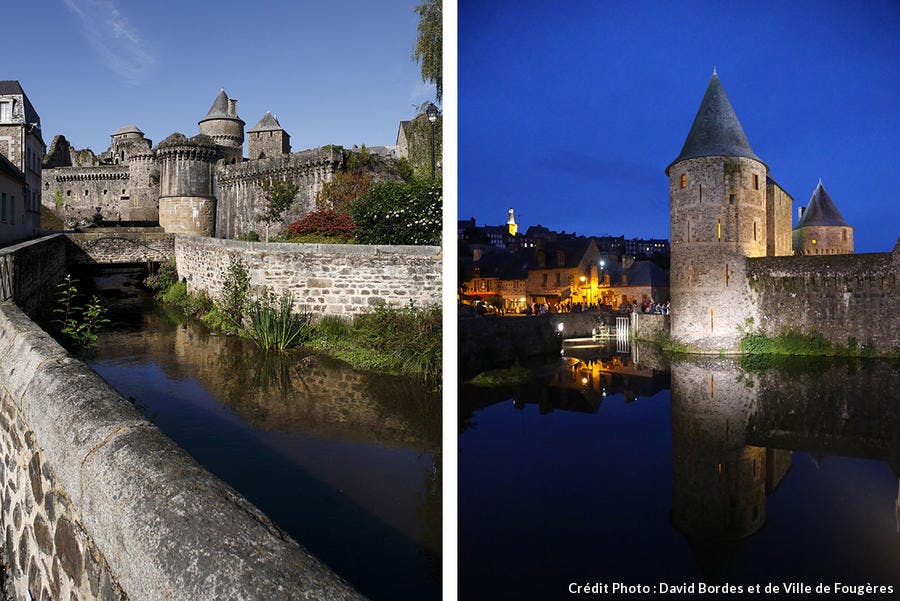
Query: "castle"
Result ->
[[668, 72, 897, 353], [41, 90, 403, 238]]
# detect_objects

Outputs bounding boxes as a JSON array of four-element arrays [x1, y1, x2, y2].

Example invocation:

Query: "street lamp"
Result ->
[[425, 102, 439, 180]]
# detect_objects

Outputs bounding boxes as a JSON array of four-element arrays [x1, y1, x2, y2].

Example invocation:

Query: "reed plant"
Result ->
[[245, 290, 312, 351]]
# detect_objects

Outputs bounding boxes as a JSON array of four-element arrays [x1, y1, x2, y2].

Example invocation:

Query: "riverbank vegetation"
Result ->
[[50, 275, 110, 348], [467, 366, 533, 387], [145, 258, 441, 382]]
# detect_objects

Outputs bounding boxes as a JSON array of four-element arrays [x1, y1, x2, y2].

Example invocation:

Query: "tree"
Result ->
[[257, 178, 298, 242], [414, 0, 442, 101], [315, 169, 372, 213]]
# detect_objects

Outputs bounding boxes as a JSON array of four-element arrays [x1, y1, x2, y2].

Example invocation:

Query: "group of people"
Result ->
[[630, 300, 670, 315]]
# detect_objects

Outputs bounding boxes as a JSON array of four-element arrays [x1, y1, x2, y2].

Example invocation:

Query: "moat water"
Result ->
[[460, 340, 900, 600], [60, 268, 441, 601]]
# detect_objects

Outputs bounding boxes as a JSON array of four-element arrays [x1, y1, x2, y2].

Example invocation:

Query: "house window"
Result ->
[[717, 219, 722, 240], [725, 263, 729, 286], [729, 194, 736, 204], [753, 221, 757, 241], [9, 197, 13, 225], [66, 190, 71, 196], [555, 273, 561, 286], [0, 101, 11, 122], [542, 274, 548, 287], [753, 173, 759, 190], [1, 193, 6, 222], [842, 229, 847, 242], [680, 174, 686, 189]]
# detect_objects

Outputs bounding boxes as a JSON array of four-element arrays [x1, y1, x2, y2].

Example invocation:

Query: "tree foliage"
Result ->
[[413, 0, 442, 101], [258, 178, 299, 241], [286, 209, 356, 241], [350, 177, 441, 245], [316, 169, 372, 213]]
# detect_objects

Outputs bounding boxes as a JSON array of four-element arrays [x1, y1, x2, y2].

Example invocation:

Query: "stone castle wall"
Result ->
[[41, 166, 135, 225], [174, 236, 441, 317], [215, 147, 343, 239], [0, 237, 366, 600], [746, 243, 900, 352]]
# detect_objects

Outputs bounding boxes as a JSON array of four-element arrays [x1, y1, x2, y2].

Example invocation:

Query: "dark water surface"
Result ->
[[73, 268, 441, 601], [460, 341, 900, 600]]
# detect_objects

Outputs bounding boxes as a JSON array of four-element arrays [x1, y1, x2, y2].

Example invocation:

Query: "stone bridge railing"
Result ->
[[0, 235, 367, 599], [64, 231, 174, 265]]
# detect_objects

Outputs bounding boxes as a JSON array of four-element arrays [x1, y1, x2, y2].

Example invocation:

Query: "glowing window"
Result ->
[[680, 174, 686, 189], [717, 220, 722, 240], [811, 238, 817, 245]]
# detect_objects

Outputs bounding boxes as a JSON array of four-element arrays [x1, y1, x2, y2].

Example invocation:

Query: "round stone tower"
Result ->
[[126, 148, 158, 221], [156, 133, 218, 236], [198, 89, 245, 164], [667, 72, 768, 351], [792, 180, 853, 255]]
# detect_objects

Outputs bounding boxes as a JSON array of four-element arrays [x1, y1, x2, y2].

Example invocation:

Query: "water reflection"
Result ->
[[76, 269, 441, 601], [460, 341, 900, 597]]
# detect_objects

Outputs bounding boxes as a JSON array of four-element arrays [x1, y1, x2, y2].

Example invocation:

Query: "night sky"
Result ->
[[5, 1, 431, 157], [459, 0, 900, 253]]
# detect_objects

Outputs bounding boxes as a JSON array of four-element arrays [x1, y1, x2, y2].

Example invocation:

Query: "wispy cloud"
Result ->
[[62, 0, 156, 85]]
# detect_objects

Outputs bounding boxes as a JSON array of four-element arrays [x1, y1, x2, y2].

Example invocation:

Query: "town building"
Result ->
[[0, 81, 44, 240]]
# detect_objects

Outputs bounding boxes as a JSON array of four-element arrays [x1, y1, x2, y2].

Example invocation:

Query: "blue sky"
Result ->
[[459, 0, 900, 253], [8, 1, 432, 154]]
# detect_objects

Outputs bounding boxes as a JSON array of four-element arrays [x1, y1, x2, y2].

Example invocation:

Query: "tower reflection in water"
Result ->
[[553, 340, 900, 547]]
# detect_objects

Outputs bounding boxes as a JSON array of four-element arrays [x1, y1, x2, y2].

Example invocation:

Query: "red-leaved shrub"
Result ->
[[286, 209, 356, 240]]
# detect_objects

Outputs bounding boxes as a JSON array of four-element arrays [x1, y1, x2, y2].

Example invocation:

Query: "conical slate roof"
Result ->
[[796, 181, 849, 228], [668, 73, 762, 172], [248, 111, 283, 133], [199, 89, 243, 123]]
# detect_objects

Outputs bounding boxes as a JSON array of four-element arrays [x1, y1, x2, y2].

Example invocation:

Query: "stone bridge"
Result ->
[[64, 229, 174, 265]]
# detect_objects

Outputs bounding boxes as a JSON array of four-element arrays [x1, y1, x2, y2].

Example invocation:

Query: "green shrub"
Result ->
[[144, 259, 178, 294], [349, 302, 441, 382], [236, 231, 260, 241], [468, 366, 533, 387], [219, 255, 251, 331], [349, 177, 441, 245], [52, 275, 109, 348], [315, 314, 351, 340]]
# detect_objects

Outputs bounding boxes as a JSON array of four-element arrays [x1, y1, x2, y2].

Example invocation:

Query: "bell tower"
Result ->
[[667, 72, 768, 352]]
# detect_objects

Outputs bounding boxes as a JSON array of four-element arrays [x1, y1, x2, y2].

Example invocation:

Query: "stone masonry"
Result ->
[[175, 236, 442, 316]]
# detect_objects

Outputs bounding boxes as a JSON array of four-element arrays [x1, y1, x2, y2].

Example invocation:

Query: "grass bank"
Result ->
[[146, 261, 440, 383], [740, 330, 899, 358]]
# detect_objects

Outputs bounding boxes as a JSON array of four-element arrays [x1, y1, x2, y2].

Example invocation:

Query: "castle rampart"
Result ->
[[746, 244, 900, 352]]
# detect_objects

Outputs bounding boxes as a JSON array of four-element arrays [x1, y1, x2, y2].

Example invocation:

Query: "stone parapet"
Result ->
[[174, 236, 442, 316], [0, 235, 67, 314], [64, 232, 175, 265], [0, 300, 366, 600]]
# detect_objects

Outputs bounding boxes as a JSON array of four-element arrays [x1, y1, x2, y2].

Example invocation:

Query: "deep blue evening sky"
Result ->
[[6, 1, 432, 156], [459, 0, 900, 253]]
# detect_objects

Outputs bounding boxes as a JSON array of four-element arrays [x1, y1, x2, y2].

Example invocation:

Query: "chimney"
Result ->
[[228, 98, 238, 116]]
